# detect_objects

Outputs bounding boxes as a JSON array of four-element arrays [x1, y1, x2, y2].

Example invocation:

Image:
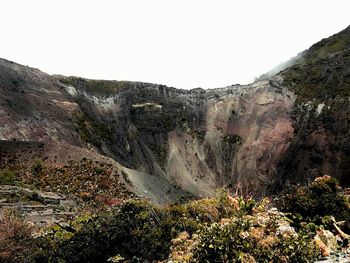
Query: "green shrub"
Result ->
[[0, 168, 16, 185], [193, 218, 253, 262], [277, 175, 350, 224], [33, 214, 94, 262], [192, 217, 319, 262], [54, 200, 172, 262]]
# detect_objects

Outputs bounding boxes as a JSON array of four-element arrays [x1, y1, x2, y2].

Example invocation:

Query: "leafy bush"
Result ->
[[192, 215, 319, 262], [31, 214, 94, 262], [55, 200, 172, 262], [193, 218, 253, 262], [36, 192, 252, 262], [277, 175, 350, 223]]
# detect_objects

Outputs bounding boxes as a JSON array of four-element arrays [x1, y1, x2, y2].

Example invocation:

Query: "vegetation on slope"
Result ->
[[75, 112, 114, 147], [59, 76, 171, 101], [2, 173, 350, 262], [0, 187, 327, 263], [277, 175, 350, 227], [282, 26, 350, 101], [59, 77, 145, 96], [1, 158, 132, 208]]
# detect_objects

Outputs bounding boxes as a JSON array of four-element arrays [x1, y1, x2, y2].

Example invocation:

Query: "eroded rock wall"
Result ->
[[59, 76, 296, 198]]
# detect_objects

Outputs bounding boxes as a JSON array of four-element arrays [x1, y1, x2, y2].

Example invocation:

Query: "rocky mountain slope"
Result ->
[[1, 25, 350, 204]]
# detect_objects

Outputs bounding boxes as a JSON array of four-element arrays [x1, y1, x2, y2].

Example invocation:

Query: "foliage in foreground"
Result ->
[[0, 189, 322, 263], [191, 214, 317, 263], [277, 175, 350, 226], [40, 192, 253, 262], [0, 208, 35, 263]]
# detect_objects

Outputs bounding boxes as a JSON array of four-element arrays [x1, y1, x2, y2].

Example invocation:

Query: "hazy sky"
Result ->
[[0, 0, 349, 89]]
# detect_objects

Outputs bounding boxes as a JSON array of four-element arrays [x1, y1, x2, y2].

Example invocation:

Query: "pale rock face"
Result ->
[[166, 129, 216, 197], [229, 86, 292, 183], [65, 85, 77, 97], [316, 103, 325, 116], [89, 95, 115, 110], [132, 102, 162, 109], [162, 79, 296, 196]]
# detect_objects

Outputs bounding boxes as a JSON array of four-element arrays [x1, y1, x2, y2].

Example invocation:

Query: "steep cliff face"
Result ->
[[56, 76, 296, 198], [1, 26, 350, 203]]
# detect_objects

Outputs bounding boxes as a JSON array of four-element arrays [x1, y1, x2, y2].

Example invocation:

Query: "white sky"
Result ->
[[0, 0, 349, 89]]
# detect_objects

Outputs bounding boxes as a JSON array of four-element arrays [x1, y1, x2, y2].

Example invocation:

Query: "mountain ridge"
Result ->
[[1, 25, 350, 204]]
